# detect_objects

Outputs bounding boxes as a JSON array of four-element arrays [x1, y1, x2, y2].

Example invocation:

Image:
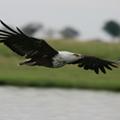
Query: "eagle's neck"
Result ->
[[52, 51, 81, 68]]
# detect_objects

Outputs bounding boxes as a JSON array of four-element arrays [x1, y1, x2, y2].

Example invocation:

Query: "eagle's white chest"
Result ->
[[52, 51, 80, 68]]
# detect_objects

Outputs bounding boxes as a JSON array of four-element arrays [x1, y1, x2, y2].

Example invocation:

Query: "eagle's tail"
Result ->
[[19, 59, 36, 66]]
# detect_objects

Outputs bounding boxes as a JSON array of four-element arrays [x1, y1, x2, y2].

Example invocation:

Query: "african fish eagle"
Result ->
[[0, 20, 118, 74]]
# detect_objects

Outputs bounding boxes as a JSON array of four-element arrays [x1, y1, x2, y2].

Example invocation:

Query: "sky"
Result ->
[[0, 0, 120, 40]]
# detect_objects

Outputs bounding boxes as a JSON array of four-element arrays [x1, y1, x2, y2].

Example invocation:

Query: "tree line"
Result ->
[[1, 20, 120, 40], [21, 23, 80, 39]]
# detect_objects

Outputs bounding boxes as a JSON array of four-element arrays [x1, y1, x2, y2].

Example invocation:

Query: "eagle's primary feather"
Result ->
[[0, 20, 118, 74]]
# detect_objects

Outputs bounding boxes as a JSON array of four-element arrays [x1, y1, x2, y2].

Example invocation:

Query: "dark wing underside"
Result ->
[[0, 20, 58, 65], [72, 55, 118, 74]]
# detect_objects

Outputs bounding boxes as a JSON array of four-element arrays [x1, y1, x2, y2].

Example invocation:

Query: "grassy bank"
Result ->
[[0, 40, 120, 91]]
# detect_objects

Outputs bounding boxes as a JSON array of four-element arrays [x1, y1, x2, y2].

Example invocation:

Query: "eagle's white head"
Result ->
[[52, 51, 81, 68], [58, 51, 81, 63]]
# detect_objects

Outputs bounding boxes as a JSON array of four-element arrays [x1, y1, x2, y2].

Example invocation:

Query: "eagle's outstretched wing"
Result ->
[[72, 55, 118, 74], [0, 20, 58, 59]]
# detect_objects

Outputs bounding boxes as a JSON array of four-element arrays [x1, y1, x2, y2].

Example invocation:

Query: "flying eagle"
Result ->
[[0, 20, 118, 74]]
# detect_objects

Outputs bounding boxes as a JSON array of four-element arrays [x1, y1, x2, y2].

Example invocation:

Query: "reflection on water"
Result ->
[[0, 87, 120, 120]]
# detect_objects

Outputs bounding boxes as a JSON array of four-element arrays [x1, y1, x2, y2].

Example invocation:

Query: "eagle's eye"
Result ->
[[73, 54, 80, 57]]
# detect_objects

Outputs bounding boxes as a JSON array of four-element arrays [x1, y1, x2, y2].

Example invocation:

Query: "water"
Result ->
[[0, 87, 120, 120]]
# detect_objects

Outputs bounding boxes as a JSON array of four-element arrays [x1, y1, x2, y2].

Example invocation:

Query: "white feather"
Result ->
[[52, 51, 81, 67]]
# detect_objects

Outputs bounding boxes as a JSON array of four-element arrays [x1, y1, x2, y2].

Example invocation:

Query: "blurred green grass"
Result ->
[[0, 40, 120, 91]]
